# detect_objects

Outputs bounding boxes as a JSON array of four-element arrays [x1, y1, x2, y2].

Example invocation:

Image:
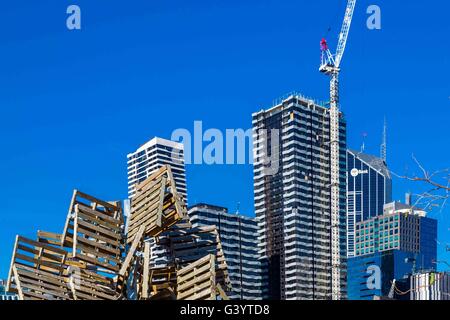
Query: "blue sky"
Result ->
[[0, 0, 448, 278]]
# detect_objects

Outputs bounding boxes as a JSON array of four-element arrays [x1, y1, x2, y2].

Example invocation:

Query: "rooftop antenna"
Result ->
[[236, 202, 240, 215], [360, 132, 367, 153], [381, 117, 387, 163]]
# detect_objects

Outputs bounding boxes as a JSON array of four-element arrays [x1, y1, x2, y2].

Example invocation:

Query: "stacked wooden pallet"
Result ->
[[126, 165, 187, 243], [177, 254, 216, 300], [61, 190, 125, 273], [61, 190, 125, 300], [6, 236, 71, 300], [160, 225, 231, 290]]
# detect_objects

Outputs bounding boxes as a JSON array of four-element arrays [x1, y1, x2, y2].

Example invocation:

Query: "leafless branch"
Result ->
[[393, 155, 450, 212]]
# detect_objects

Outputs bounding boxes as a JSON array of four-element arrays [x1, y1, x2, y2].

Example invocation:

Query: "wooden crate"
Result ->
[[177, 254, 216, 300], [127, 165, 187, 243]]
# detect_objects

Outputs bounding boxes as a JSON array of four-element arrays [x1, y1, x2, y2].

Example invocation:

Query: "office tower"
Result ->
[[346, 150, 392, 257], [410, 272, 450, 300], [252, 93, 347, 300], [347, 201, 437, 300], [188, 203, 262, 300], [127, 137, 187, 203]]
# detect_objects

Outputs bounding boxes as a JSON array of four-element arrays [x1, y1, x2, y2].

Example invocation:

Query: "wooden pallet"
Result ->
[[61, 190, 125, 273], [146, 266, 177, 299], [177, 254, 216, 300], [127, 165, 187, 243], [6, 236, 71, 300], [160, 225, 231, 290], [67, 267, 121, 300]]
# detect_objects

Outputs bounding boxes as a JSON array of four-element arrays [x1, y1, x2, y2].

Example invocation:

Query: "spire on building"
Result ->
[[361, 132, 367, 153], [380, 118, 387, 163]]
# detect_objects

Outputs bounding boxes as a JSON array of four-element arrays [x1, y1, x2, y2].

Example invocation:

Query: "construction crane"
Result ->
[[320, 0, 357, 300]]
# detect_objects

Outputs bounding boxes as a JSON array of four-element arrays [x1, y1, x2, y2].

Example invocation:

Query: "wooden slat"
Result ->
[[142, 242, 151, 299], [177, 254, 216, 300], [76, 207, 122, 233], [119, 225, 145, 277]]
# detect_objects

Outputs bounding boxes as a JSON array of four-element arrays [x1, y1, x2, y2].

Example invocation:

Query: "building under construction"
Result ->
[[253, 93, 347, 300]]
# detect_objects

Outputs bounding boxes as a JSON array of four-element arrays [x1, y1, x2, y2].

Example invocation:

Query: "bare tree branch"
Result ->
[[392, 155, 450, 212]]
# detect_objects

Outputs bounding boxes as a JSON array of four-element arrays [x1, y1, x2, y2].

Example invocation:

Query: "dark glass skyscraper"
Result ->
[[346, 150, 392, 257]]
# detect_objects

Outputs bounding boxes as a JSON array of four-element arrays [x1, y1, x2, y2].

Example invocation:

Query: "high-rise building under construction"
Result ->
[[253, 93, 347, 300]]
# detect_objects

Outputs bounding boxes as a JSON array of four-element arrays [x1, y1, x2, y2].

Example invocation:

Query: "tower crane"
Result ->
[[319, 0, 357, 300]]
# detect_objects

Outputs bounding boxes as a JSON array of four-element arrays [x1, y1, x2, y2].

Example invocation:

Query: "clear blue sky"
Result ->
[[0, 0, 448, 278]]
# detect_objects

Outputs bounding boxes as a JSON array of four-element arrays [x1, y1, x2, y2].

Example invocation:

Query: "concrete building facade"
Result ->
[[410, 272, 450, 300], [188, 203, 262, 300], [253, 93, 347, 300]]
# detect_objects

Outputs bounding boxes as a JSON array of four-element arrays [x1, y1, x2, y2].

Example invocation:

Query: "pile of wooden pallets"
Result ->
[[6, 165, 231, 300]]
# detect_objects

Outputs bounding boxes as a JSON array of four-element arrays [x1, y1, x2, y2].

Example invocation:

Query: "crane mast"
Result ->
[[320, 0, 356, 300]]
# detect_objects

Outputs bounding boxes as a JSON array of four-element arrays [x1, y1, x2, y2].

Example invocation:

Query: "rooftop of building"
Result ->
[[127, 137, 184, 157], [252, 92, 342, 118], [188, 203, 257, 222], [356, 202, 430, 227], [383, 201, 427, 217], [348, 149, 391, 178], [188, 203, 229, 213]]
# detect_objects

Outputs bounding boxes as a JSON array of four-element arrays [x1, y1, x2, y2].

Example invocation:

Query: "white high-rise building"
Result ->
[[127, 137, 187, 203], [410, 272, 450, 300]]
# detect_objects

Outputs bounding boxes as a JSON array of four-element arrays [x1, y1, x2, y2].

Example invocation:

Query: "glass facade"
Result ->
[[348, 250, 422, 300], [348, 210, 437, 300], [419, 218, 438, 271], [346, 150, 392, 257]]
